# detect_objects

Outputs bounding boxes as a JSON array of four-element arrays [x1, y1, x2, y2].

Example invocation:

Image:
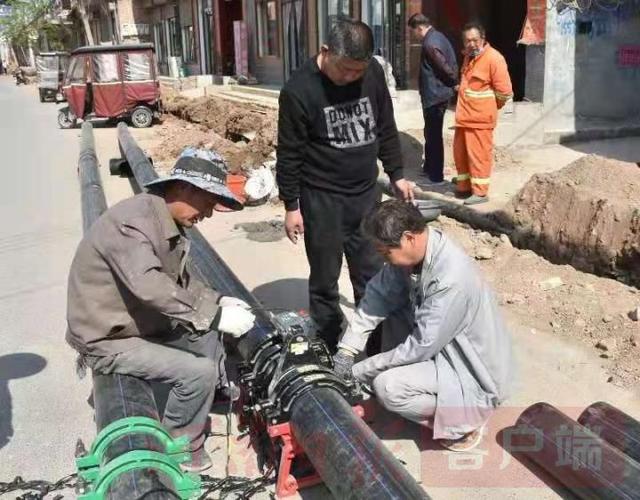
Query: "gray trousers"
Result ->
[[369, 313, 438, 427], [86, 329, 224, 451]]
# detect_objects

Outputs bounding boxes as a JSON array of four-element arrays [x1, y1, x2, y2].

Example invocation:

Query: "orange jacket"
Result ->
[[455, 44, 513, 129]]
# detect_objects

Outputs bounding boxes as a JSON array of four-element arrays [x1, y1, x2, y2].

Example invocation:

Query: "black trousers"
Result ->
[[422, 102, 448, 182], [300, 185, 383, 353]]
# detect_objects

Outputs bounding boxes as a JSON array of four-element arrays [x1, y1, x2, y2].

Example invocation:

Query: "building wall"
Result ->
[[525, 44, 544, 102], [118, 0, 152, 43], [544, 2, 640, 137], [573, 3, 640, 121]]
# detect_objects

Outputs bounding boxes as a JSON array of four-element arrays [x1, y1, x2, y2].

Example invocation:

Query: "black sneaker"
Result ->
[[213, 383, 240, 404]]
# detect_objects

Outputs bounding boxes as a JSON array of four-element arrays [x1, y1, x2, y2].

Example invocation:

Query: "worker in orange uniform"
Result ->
[[454, 22, 513, 205]]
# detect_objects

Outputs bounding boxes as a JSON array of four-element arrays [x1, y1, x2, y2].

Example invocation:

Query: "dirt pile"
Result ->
[[150, 117, 275, 174], [155, 91, 278, 173], [165, 93, 276, 146], [503, 155, 640, 286], [434, 217, 640, 389]]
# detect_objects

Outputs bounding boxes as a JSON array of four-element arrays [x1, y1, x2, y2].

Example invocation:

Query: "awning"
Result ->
[[518, 0, 546, 45]]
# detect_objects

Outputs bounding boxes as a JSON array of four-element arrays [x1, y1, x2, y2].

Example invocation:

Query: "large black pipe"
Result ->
[[79, 121, 108, 234], [578, 402, 640, 465], [117, 123, 429, 499], [78, 122, 177, 499], [513, 403, 640, 499], [291, 388, 428, 499]]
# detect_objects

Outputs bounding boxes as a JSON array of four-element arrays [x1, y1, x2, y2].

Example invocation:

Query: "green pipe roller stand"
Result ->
[[76, 416, 201, 499]]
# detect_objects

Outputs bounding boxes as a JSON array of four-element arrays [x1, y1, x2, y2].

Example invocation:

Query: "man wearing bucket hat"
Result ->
[[67, 149, 254, 472]]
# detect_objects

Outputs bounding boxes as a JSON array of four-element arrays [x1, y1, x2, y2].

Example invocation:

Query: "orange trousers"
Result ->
[[453, 127, 494, 197]]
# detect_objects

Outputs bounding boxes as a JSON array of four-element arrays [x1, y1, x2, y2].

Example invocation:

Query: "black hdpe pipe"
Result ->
[[117, 122, 429, 499], [513, 403, 640, 499], [578, 402, 640, 465], [291, 387, 428, 499], [79, 122, 178, 499]]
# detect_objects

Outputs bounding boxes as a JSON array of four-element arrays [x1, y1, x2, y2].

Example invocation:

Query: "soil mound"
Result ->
[[504, 155, 640, 285], [153, 91, 278, 173]]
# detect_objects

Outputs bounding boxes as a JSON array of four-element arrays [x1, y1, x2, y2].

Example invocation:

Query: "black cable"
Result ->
[[0, 474, 77, 499], [197, 472, 275, 500], [2, 471, 274, 500]]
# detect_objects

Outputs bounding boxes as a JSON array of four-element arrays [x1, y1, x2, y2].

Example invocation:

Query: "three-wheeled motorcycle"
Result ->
[[58, 43, 162, 129], [36, 52, 69, 102]]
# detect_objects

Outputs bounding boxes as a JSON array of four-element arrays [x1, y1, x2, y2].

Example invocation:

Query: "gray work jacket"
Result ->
[[341, 228, 513, 439], [66, 193, 220, 356]]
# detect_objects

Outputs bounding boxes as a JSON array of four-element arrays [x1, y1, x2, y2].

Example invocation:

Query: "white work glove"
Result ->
[[216, 306, 255, 337], [218, 296, 252, 310]]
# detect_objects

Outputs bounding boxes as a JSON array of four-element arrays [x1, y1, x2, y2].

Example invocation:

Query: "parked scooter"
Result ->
[[13, 68, 27, 85]]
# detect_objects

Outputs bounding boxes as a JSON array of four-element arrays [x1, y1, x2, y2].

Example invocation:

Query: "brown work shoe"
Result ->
[[437, 426, 484, 452]]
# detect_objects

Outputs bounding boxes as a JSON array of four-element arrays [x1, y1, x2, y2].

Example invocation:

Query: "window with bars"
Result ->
[[318, 0, 351, 45], [167, 17, 182, 57], [256, 0, 279, 57], [362, 0, 386, 57], [153, 23, 167, 63], [182, 26, 196, 63]]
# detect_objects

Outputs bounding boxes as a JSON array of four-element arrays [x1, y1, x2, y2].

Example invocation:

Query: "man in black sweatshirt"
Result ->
[[276, 18, 413, 354], [408, 14, 458, 186]]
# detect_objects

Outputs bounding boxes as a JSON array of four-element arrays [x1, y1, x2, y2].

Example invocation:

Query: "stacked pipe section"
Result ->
[[512, 402, 640, 499]]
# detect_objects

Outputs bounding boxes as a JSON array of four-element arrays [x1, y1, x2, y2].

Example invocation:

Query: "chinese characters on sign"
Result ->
[[618, 46, 640, 68], [554, 424, 603, 471]]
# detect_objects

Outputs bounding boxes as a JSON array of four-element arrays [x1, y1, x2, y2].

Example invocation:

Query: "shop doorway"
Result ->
[[486, 0, 527, 101], [216, 0, 243, 75]]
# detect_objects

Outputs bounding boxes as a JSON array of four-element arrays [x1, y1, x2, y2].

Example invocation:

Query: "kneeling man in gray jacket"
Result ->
[[333, 199, 513, 452]]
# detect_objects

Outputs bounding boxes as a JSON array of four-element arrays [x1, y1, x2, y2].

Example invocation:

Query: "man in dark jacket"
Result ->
[[408, 14, 458, 186], [276, 18, 413, 354]]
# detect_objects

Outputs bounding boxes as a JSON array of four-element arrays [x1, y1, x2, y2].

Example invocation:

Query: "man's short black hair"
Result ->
[[407, 13, 432, 29], [326, 17, 374, 61], [462, 21, 486, 38], [363, 200, 427, 248]]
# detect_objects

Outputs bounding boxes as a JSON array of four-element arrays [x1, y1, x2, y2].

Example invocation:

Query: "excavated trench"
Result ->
[[497, 155, 640, 287]]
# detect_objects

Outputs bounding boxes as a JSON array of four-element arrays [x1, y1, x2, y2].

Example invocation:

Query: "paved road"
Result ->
[[0, 76, 95, 484]]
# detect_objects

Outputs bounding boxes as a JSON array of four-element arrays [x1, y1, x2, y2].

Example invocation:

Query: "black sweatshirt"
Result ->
[[276, 56, 404, 211]]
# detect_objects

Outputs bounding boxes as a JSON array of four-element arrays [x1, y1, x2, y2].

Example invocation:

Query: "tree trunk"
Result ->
[[74, 0, 95, 45]]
